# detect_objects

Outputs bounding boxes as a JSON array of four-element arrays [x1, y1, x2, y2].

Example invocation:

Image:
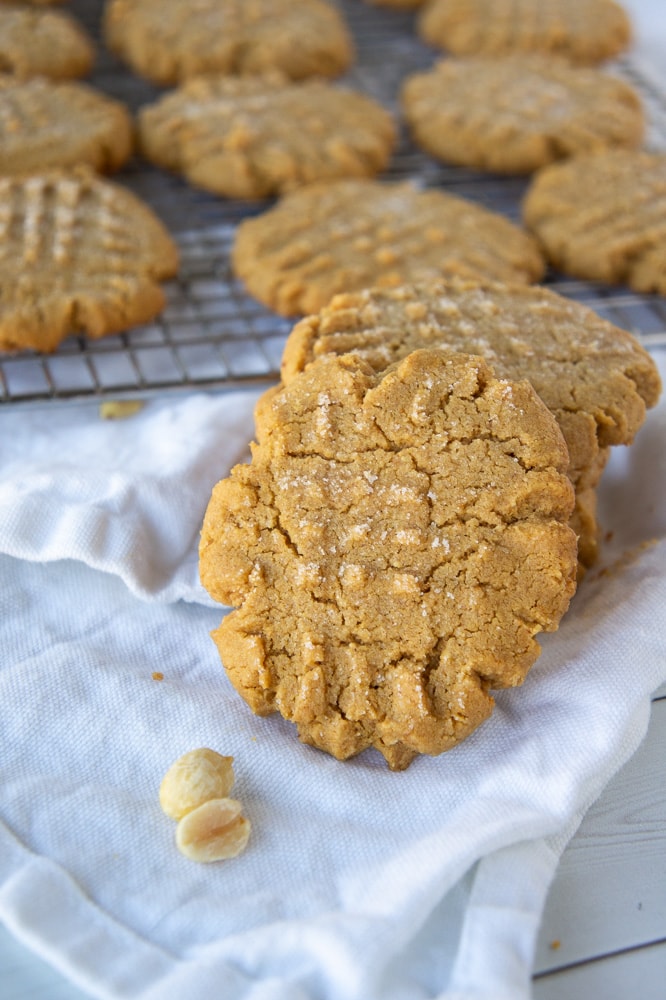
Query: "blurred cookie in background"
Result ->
[[104, 0, 355, 86], [0, 77, 132, 175], [138, 74, 395, 200], [418, 0, 632, 65], [402, 55, 644, 175], [232, 179, 545, 316], [0, 4, 94, 80], [0, 167, 178, 353], [523, 150, 666, 294]]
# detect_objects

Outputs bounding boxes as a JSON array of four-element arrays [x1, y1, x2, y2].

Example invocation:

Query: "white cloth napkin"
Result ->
[[0, 345, 665, 1000], [0, 390, 259, 605]]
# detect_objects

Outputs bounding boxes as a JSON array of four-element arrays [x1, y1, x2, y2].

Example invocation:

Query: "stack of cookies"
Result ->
[[201, 347, 581, 770], [200, 276, 660, 769], [196, 0, 663, 768]]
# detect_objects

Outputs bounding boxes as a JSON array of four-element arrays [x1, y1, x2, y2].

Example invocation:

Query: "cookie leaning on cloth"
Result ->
[[418, 0, 632, 65], [0, 4, 94, 80], [274, 279, 661, 568], [401, 55, 644, 175], [231, 179, 544, 316], [523, 150, 666, 295], [104, 0, 354, 86], [138, 74, 395, 200], [200, 350, 578, 770], [0, 77, 133, 175], [0, 166, 178, 353]]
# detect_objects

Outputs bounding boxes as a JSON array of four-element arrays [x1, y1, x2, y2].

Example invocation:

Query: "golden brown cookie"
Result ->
[[0, 5, 94, 80], [232, 179, 544, 316], [523, 150, 666, 294], [570, 486, 599, 569], [277, 279, 661, 566], [0, 77, 133, 175], [0, 166, 179, 353], [200, 350, 578, 770], [104, 0, 354, 87], [418, 0, 631, 65], [138, 74, 395, 200], [401, 55, 644, 175]]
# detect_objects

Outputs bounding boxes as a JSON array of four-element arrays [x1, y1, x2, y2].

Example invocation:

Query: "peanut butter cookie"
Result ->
[[418, 0, 631, 65], [200, 350, 578, 769], [232, 179, 544, 316], [138, 74, 395, 200], [278, 279, 661, 566], [402, 56, 643, 175], [105, 0, 354, 87], [0, 5, 94, 80], [0, 78, 133, 175], [523, 150, 666, 294], [0, 166, 179, 353]]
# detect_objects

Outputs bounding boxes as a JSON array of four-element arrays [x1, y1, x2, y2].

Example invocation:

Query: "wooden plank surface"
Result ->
[[534, 696, 666, 990], [534, 941, 666, 1000]]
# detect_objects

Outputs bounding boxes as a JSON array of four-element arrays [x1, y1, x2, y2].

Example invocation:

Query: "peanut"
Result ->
[[176, 798, 251, 862], [159, 748, 235, 821]]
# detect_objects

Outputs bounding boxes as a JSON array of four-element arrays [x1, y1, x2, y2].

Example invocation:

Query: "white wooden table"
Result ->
[[533, 684, 666, 1000]]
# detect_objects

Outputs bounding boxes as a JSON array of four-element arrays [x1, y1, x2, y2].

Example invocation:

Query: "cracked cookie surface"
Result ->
[[0, 78, 133, 175], [401, 56, 643, 175], [232, 179, 544, 316], [200, 350, 578, 769], [418, 0, 631, 65], [523, 150, 666, 294], [278, 279, 661, 567], [0, 166, 178, 353], [138, 74, 395, 200], [105, 0, 354, 87]]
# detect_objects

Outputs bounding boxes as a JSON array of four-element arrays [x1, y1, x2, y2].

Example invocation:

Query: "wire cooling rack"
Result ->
[[2, 0, 666, 406]]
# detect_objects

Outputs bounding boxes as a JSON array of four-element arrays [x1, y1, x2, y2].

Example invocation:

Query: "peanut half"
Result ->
[[176, 798, 252, 863], [159, 747, 235, 821]]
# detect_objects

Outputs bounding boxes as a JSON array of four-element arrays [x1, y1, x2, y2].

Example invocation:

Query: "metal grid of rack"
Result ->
[[1, 0, 665, 406]]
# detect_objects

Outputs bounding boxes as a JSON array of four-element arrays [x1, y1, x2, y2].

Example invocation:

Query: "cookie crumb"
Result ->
[[549, 939, 561, 951], [100, 400, 145, 420], [152, 671, 164, 681]]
